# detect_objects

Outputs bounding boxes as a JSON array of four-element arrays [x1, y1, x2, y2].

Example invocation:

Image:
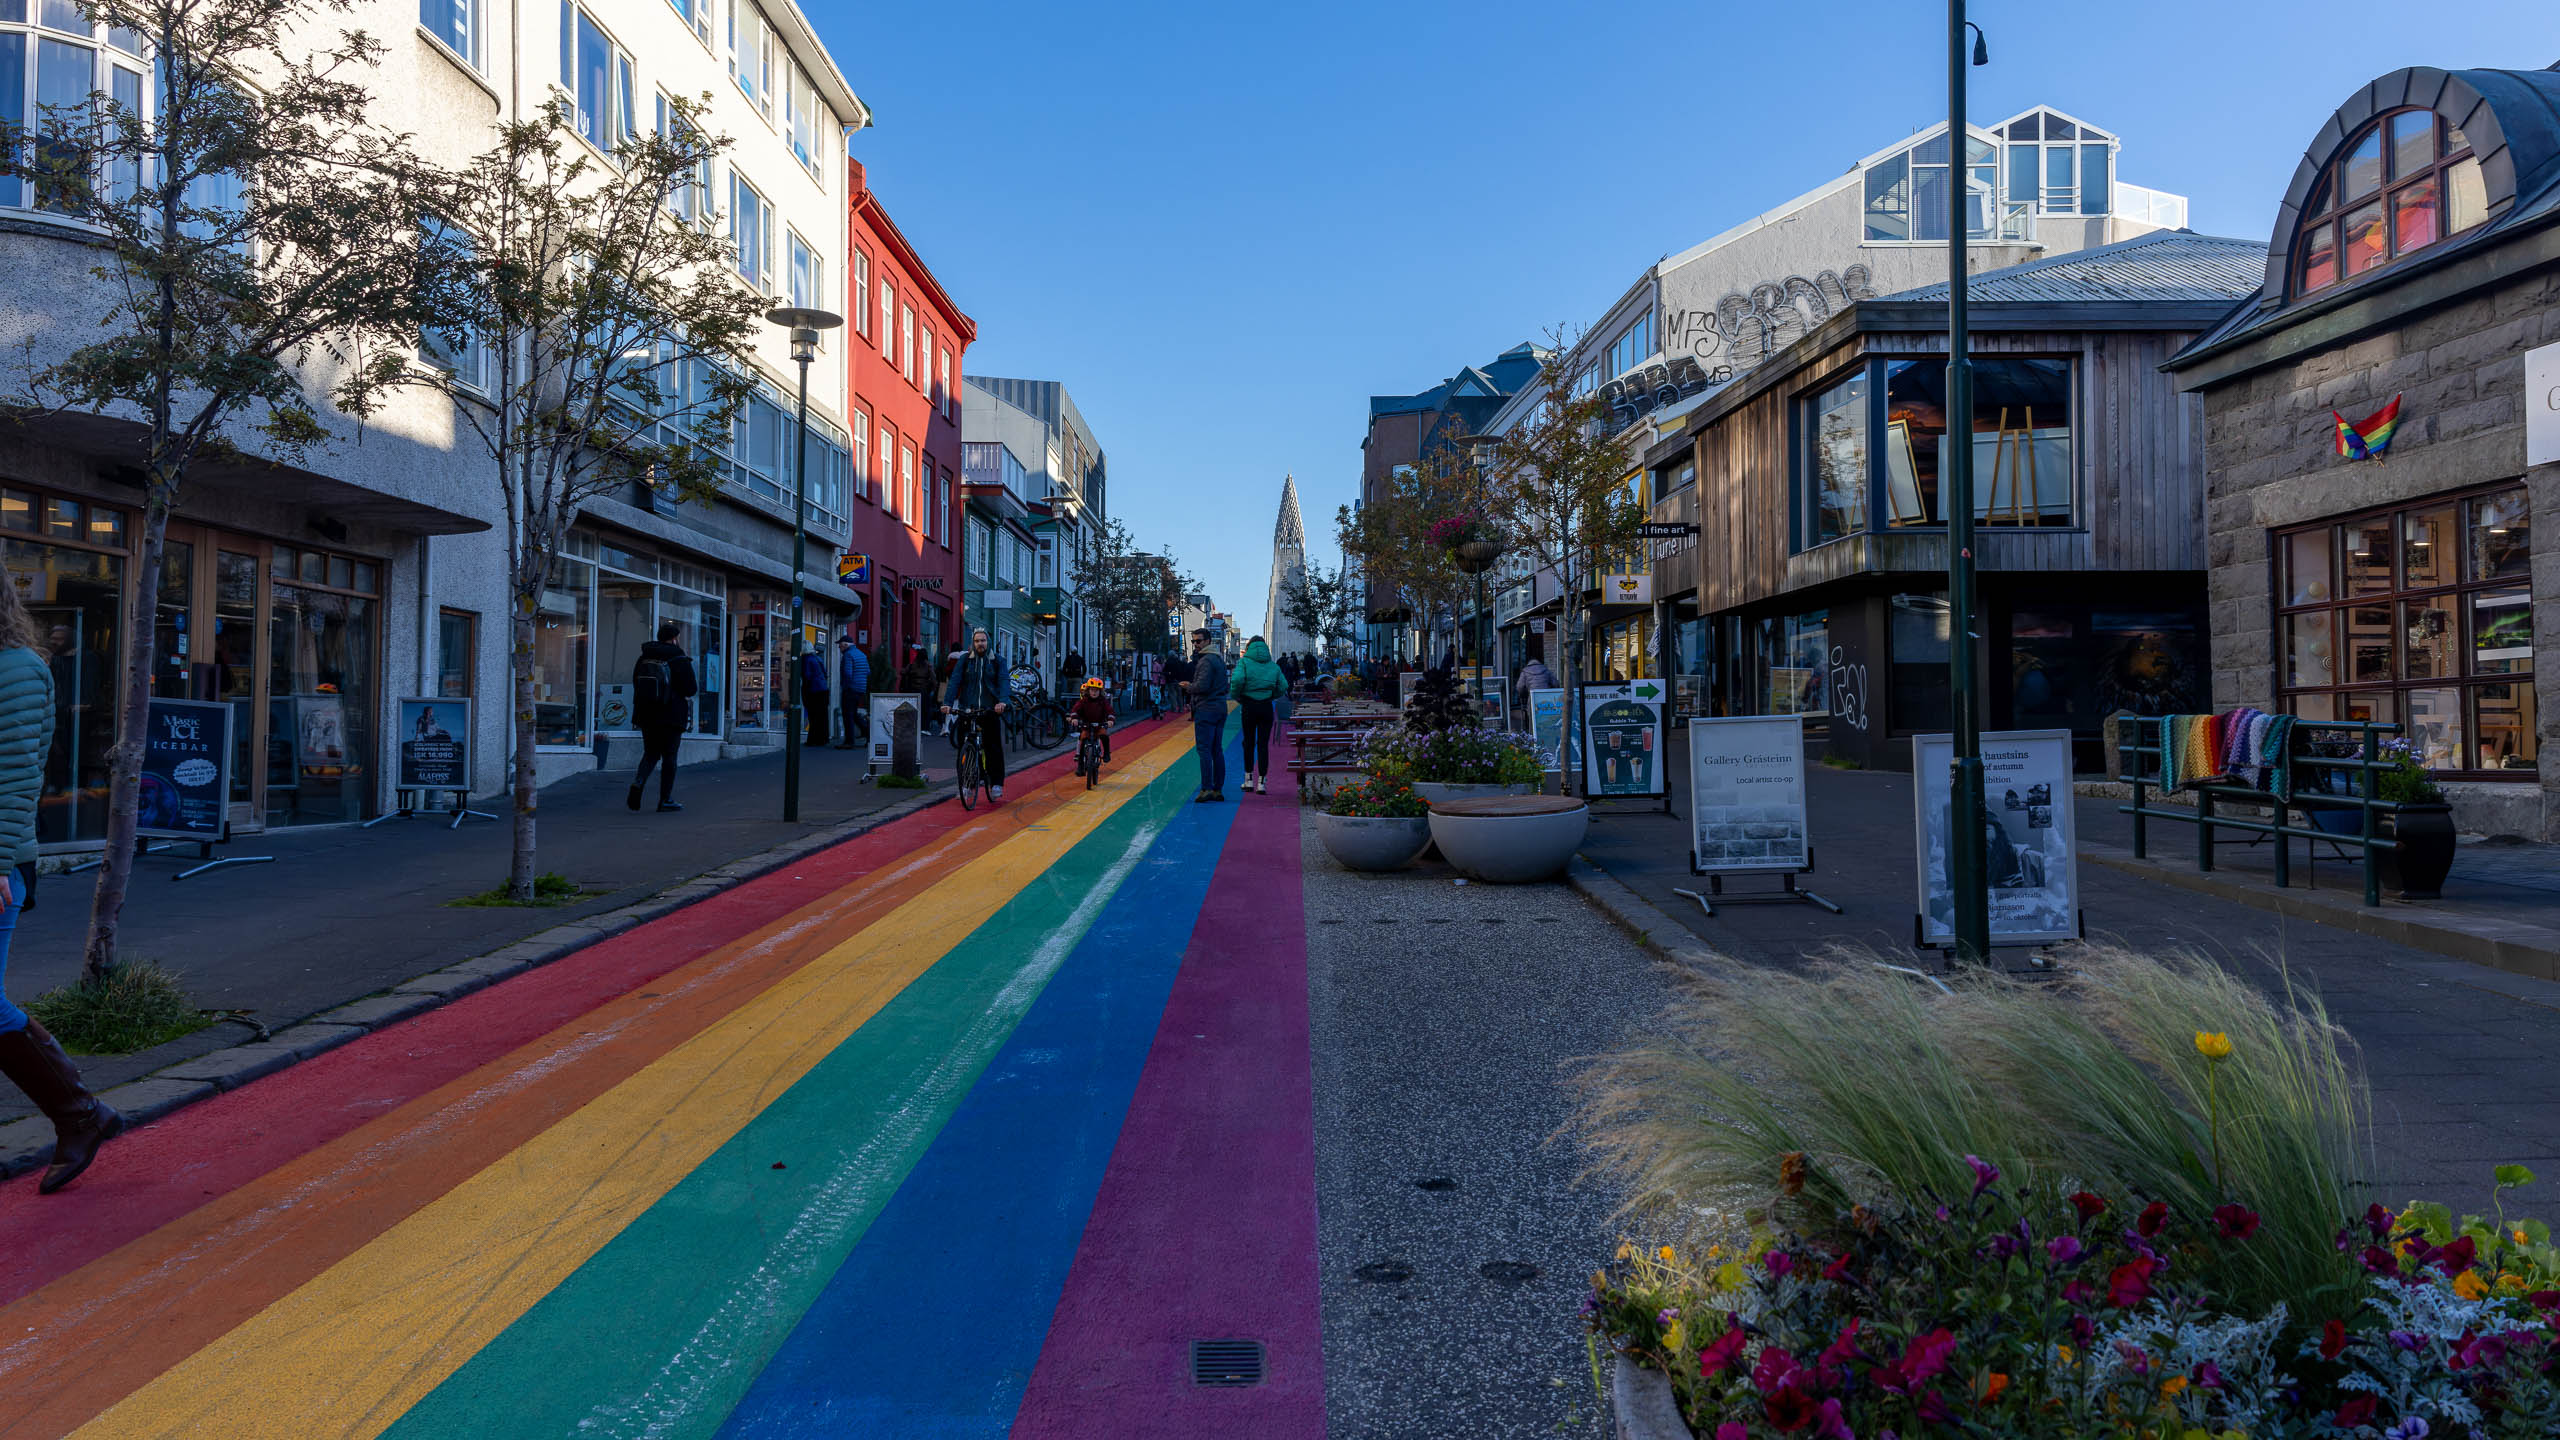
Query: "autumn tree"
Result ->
[[1276, 559, 1357, 656], [0, 0, 450, 978], [1069, 514, 1194, 656], [1335, 437, 1478, 662]]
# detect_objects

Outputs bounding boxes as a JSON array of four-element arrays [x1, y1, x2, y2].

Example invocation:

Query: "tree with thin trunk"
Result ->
[[1335, 439, 1475, 660], [1069, 515, 1193, 657], [395, 96, 764, 901], [1479, 336, 1648, 794], [1276, 559, 1356, 657], [0, 0, 448, 980]]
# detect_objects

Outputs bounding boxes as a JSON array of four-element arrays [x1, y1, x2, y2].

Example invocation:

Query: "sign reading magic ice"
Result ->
[[2530, 341, 2560, 469], [1687, 715, 1809, 873], [138, 697, 231, 841]]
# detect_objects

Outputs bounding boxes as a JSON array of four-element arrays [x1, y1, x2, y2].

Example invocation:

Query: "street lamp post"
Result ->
[[765, 304, 844, 823], [1944, 6, 1993, 963]]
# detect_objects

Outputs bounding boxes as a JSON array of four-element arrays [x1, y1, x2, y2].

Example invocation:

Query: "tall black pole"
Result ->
[[1946, 1, 1991, 962], [785, 348, 810, 823]]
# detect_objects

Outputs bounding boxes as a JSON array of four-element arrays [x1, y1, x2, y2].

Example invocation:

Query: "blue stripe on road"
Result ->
[[713, 728, 1247, 1439]]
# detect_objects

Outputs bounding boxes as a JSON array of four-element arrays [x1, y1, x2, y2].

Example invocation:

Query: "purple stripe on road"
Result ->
[[1008, 793, 1325, 1439]]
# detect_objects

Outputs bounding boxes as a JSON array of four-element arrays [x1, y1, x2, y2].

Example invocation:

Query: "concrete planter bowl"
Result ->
[[1425, 795, 1589, 883], [1409, 780, 1537, 806], [1313, 812, 1432, 872]]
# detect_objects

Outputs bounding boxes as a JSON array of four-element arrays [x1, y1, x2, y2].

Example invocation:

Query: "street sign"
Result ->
[[837, 551, 870, 585], [1689, 715, 1808, 873], [1911, 729, 2080, 949], [1634, 522, 1698, 539], [138, 697, 231, 841]]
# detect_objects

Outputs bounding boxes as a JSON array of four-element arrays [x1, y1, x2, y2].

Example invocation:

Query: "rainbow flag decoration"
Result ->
[[2333, 395, 2402, 461]]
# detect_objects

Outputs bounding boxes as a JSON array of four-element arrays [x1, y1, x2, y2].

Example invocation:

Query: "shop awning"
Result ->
[[28, 409, 492, 537]]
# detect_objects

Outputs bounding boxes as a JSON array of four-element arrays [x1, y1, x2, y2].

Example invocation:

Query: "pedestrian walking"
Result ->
[[1231, 635, 1285, 795], [897, 644, 932, 699], [1515, 654, 1556, 702], [0, 578, 120, 1193], [943, 628, 1010, 801], [627, 620, 698, 813], [798, 644, 830, 747], [834, 634, 869, 750], [1183, 626, 1230, 802], [1058, 648, 1085, 697]]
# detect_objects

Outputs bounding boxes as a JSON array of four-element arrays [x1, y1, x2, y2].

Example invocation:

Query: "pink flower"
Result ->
[[2068, 1191, 2108, 1223], [1874, 1328, 1955, 1395], [2107, 1257, 2158, 1308], [1700, 1319, 1749, 1376], [1963, 1154, 2000, 1196], [1753, 1345, 1805, 1395], [2044, 1235, 2085, 1266], [1811, 1397, 1854, 1440], [1716, 1426, 1749, 1440], [1764, 1251, 1796, 1280], [2212, 1203, 2261, 1240]]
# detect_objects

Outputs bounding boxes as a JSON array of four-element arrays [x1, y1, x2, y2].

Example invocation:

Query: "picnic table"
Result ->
[[1282, 703, 1396, 800]]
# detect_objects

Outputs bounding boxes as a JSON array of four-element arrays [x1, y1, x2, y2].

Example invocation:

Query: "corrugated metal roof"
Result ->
[[1885, 230, 2269, 305]]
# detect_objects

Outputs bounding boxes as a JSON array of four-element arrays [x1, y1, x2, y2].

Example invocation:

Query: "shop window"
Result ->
[[2276, 485, 2533, 774], [1801, 370, 1869, 545], [1892, 593, 1953, 734], [267, 583, 378, 827], [8, 531, 121, 844], [534, 554, 593, 746], [2293, 108, 2485, 298], [1753, 610, 1830, 716], [438, 609, 476, 698], [1882, 358, 2074, 526]]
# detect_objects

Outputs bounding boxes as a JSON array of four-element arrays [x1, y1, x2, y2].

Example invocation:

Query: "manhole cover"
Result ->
[[1415, 1177, 1458, 1192], [1482, 918, 1506, 925], [1479, 1261, 1540, 1287], [1190, 1338, 1264, 1387], [1354, 1259, 1414, 1284]]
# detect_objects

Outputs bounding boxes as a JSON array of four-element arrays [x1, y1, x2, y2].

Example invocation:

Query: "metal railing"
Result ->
[[2116, 716, 2407, 907]]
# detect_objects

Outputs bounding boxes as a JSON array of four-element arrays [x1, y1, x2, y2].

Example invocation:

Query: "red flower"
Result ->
[[1811, 1398, 1853, 1440], [2359, 1244, 2399, 1276], [2334, 1394, 2377, 1429], [1763, 1386, 1818, 1433], [1699, 1320, 1749, 1376], [2438, 1235, 2478, 1275], [2137, 1201, 2170, 1237], [1754, 1346, 1804, 1395], [2321, 1318, 2350, 1360], [2530, 1290, 2560, 1313], [2107, 1257, 2159, 1309], [1821, 1250, 1855, 1285], [2068, 1191, 2108, 1223], [1814, 1317, 1862, 1386], [2212, 1203, 2262, 1240]]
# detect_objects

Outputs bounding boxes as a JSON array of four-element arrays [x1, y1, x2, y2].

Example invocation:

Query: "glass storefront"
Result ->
[[11, 529, 123, 845], [267, 570, 377, 827], [1752, 610, 1831, 716], [532, 531, 729, 748]]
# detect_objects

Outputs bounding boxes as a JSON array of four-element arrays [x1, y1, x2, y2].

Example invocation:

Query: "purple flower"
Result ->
[[2389, 1329, 2423, 1353], [1964, 1154, 2000, 1197], [1764, 1251, 1795, 1279], [1988, 1233, 2022, 1261], [1656, 1307, 1680, 1327], [2384, 1419, 2431, 1440], [2045, 1235, 2085, 1265], [2191, 1360, 2225, 1390]]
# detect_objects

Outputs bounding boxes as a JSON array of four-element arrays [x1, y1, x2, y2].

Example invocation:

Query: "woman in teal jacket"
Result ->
[[1232, 637, 1287, 795], [0, 578, 121, 1193]]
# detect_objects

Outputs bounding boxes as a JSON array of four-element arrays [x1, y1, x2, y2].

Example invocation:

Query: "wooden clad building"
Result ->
[[1640, 231, 2266, 770]]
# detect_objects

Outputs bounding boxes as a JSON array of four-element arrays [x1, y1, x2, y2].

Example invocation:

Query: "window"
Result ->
[[560, 5, 633, 151], [937, 468, 952, 546], [418, 219, 489, 392], [1880, 357, 2074, 527], [0, 7, 146, 215], [878, 281, 894, 359], [438, 609, 478, 698], [1999, 110, 2117, 217], [878, 422, 894, 509], [654, 93, 711, 225], [853, 251, 870, 335], [1037, 535, 1056, 586], [940, 348, 954, 419], [1801, 370, 1869, 545], [731, 171, 769, 287], [665, 0, 712, 42], [2293, 108, 2485, 298], [1603, 315, 1654, 379], [900, 305, 915, 383], [785, 61, 821, 174], [728, 0, 773, 117], [2277, 485, 2533, 775], [787, 229, 821, 311], [967, 517, 990, 579], [900, 445, 916, 527], [1861, 131, 1998, 244], [919, 323, 935, 400], [851, 405, 869, 498], [422, 0, 479, 68]]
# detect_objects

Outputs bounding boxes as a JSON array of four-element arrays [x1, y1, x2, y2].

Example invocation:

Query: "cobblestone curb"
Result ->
[[0, 783, 951, 1179], [1614, 1355, 1694, 1440], [1565, 854, 1727, 968]]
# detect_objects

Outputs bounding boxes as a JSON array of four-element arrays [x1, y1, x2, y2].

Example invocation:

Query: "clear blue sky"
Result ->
[[805, 0, 2559, 625]]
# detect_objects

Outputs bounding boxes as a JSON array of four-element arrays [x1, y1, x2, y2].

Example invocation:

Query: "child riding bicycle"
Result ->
[[1070, 676, 1116, 765]]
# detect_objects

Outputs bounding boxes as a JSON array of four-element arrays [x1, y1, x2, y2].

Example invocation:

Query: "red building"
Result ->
[[846, 159, 974, 674]]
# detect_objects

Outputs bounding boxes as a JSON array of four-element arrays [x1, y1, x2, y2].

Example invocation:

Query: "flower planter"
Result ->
[[1314, 812, 1432, 872], [1409, 781, 1537, 806], [2379, 801, 2456, 900], [1450, 538, 1506, 574], [1426, 795, 1589, 883]]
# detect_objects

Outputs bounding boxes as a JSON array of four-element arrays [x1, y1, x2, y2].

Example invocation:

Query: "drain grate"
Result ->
[[1354, 1259, 1415, 1284], [1479, 1260, 1541, 1287], [1415, 1177, 1458, 1192], [1191, 1339, 1265, 1387]]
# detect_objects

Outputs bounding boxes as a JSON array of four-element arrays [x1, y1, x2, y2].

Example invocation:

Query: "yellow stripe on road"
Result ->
[[73, 729, 1196, 1440]]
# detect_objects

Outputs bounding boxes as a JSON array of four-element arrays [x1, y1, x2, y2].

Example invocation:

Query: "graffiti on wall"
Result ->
[[1663, 266, 1877, 374], [1826, 643, 1870, 733]]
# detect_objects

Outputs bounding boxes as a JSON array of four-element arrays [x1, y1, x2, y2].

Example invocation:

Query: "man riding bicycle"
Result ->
[[942, 628, 1009, 802], [1069, 675, 1116, 769]]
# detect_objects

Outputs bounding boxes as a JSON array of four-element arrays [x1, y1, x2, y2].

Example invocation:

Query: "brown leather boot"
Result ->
[[0, 1020, 124, 1193]]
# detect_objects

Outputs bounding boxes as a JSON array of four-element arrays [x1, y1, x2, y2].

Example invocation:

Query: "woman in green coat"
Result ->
[[1231, 637, 1287, 795], [0, 578, 121, 1192]]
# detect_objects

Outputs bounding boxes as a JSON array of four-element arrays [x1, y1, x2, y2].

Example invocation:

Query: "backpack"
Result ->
[[633, 655, 672, 711]]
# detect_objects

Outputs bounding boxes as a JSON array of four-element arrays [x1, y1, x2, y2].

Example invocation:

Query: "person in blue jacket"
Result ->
[[834, 634, 870, 750]]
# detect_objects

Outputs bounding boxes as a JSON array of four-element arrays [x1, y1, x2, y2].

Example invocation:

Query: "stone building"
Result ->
[[2166, 62, 2560, 838]]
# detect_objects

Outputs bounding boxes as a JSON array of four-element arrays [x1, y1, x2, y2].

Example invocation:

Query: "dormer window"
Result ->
[[2293, 108, 2487, 297]]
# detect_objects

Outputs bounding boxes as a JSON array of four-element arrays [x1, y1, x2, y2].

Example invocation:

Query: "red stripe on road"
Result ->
[[1009, 790, 1325, 1439]]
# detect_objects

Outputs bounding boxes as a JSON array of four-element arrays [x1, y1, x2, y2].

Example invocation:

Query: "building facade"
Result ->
[[1357, 343, 1545, 658], [846, 158, 971, 679], [0, 1, 873, 846], [1642, 230, 2267, 771], [960, 376, 1108, 686], [2168, 62, 2560, 838]]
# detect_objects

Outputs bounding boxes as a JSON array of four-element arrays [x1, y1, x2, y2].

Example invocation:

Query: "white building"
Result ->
[[0, 1, 870, 846]]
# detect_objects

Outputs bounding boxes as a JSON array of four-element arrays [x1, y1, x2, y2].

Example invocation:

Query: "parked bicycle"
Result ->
[[949, 709, 995, 810], [1004, 674, 1066, 750]]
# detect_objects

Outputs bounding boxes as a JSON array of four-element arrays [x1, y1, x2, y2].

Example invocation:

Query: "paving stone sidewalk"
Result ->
[[0, 733, 985, 1123], [1574, 733, 2560, 1216]]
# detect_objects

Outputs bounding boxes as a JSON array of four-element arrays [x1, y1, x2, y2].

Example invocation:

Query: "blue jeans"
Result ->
[[0, 872, 26, 1034], [1193, 710, 1228, 792]]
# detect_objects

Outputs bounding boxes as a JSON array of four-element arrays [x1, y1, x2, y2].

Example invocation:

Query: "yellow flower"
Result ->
[[2194, 1031, 2233, 1061], [2161, 1375, 2189, 1397], [2055, 1344, 2076, 1364], [1659, 1245, 1677, 1264], [2454, 1269, 2489, 1300], [2498, 1274, 2528, 1293], [2516, 1228, 2531, 1244]]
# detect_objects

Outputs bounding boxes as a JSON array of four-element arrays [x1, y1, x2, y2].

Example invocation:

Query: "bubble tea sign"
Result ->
[[138, 698, 233, 841]]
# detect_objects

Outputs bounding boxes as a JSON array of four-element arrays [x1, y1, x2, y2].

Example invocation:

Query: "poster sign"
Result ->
[[868, 693, 922, 766], [1689, 715, 1808, 873], [1458, 666, 1507, 731], [1398, 670, 1421, 712], [1528, 688, 1565, 773], [1911, 729, 2080, 948], [2530, 341, 2560, 468], [1600, 573, 1653, 605], [395, 698, 473, 793], [138, 697, 230, 841], [1581, 684, 1665, 797]]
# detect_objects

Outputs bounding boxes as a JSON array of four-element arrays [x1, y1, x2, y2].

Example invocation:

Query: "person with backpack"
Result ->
[[798, 644, 830, 747], [627, 622, 699, 813], [834, 634, 869, 750], [1231, 636, 1287, 794]]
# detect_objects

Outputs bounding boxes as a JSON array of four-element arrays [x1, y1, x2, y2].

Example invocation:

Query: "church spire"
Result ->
[[1273, 472, 1306, 551], [1263, 474, 1312, 650]]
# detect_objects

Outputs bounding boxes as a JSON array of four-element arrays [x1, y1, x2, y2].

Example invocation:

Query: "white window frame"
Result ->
[[654, 91, 712, 226], [852, 405, 869, 499], [878, 281, 894, 359], [664, 0, 713, 43], [2, 11, 148, 218], [900, 445, 917, 529], [421, 0, 482, 70], [878, 423, 894, 511], [728, 0, 774, 119], [967, 516, 990, 580], [940, 348, 955, 420], [786, 226, 822, 313], [900, 305, 915, 383], [920, 321, 936, 401], [852, 250, 870, 336], [560, 4, 635, 154], [730, 170, 770, 289], [784, 60, 822, 176]]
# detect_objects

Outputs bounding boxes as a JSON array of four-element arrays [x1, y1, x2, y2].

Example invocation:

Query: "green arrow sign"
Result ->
[[1633, 683, 1662, 700]]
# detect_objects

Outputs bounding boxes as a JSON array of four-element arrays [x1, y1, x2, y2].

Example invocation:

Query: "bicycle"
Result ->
[[1005, 683, 1066, 750], [1074, 723, 1107, 789], [949, 709, 994, 810]]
